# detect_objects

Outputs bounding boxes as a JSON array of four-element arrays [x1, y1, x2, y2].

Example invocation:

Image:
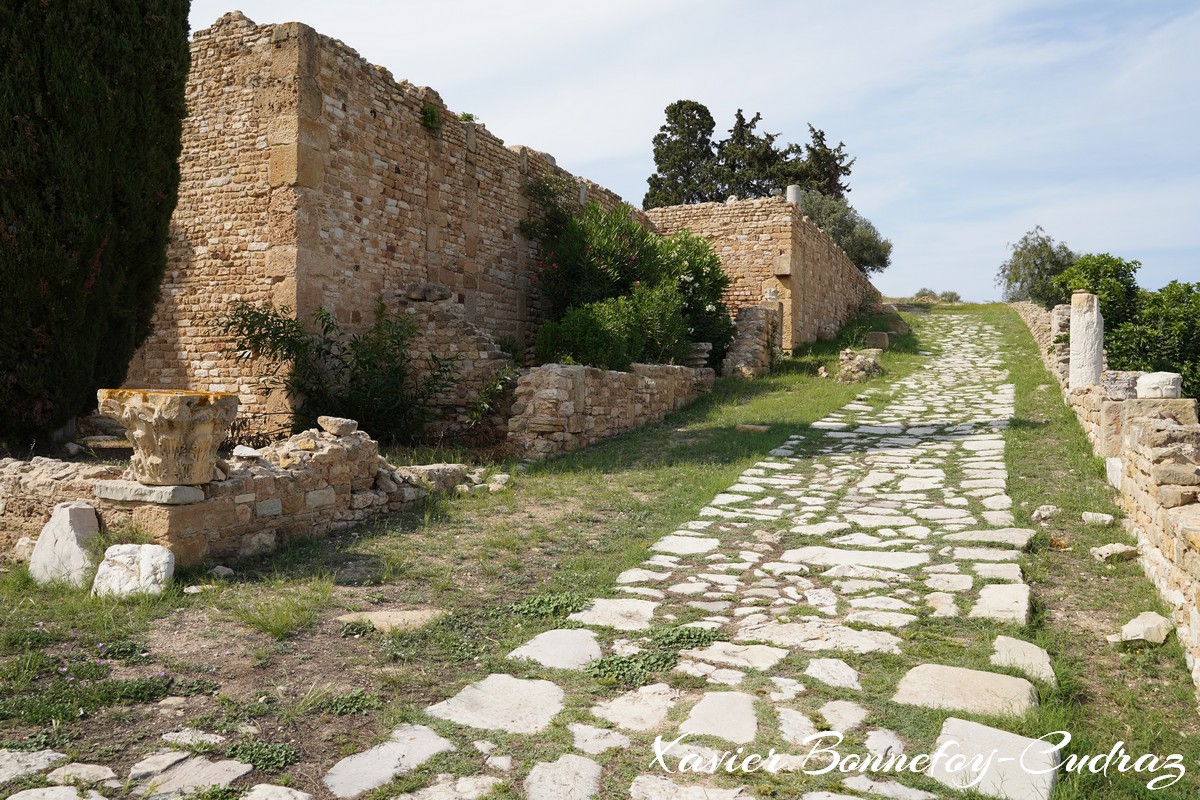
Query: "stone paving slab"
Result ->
[[929, 717, 1059, 800], [892, 663, 1037, 716], [425, 675, 563, 733]]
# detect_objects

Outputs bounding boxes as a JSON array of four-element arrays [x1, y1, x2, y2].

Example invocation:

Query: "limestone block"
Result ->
[[1068, 291, 1104, 389], [93, 480, 204, 505], [1137, 372, 1183, 399], [91, 544, 175, 597], [864, 331, 890, 350], [317, 416, 359, 436], [29, 502, 100, 587]]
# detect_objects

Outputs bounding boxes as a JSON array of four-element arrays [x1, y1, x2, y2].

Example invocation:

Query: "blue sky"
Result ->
[[190, 1, 1199, 301]]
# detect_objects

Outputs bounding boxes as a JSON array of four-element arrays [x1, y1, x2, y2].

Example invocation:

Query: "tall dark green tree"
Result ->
[[994, 226, 1077, 306], [643, 100, 718, 209], [794, 190, 892, 275], [712, 109, 799, 200], [0, 0, 190, 447], [802, 125, 855, 199]]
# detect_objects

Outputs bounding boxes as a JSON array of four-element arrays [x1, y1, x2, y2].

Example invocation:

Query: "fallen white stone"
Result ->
[[1107, 611, 1173, 645], [1136, 371, 1182, 399], [317, 415, 358, 435], [93, 480, 204, 505], [991, 636, 1056, 685], [335, 609, 443, 632], [679, 692, 757, 744], [969, 584, 1031, 624], [928, 717, 1058, 800], [1090, 543, 1137, 563], [568, 598, 658, 631], [591, 683, 680, 732], [524, 754, 601, 800], [865, 728, 905, 757], [323, 725, 454, 797], [91, 544, 175, 597], [892, 664, 1036, 716], [28, 502, 99, 587], [569, 723, 630, 755], [508, 629, 601, 670], [804, 658, 861, 690], [426, 674, 563, 734], [1030, 504, 1059, 523], [1082, 511, 1115, 526]]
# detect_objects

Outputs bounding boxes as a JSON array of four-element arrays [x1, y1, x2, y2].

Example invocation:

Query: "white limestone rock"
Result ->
[[47, 762, 118, 785], [568, 598, 658, 630], [28, 502, 99, 587], [929, 717, 1058, 800], [679, 641, 788, 671], [991, 635, 1056, 685], [7, 789, 107, 800], [161, 728, 225, 747], [317, 415, 358, 436], [508, 629, 601, 670], [969, 583, 1031, 624], [0, 749, 66, 783], [1107, 611, 1173, 645], [524, 754, 601, 800], [591, 683, 681, 732], [1090, 543, 1138, 563], [1069, 292, 1104, 390], [804, 658, 861, 690], [1136, 371, 1183, 399], [737, 618, 902, 655], [819, 700, 868, 731], [943, 528, 1035, 549], [322, 725, 454, 797], [91, 544, 175, 597], [426, 674, 563, 733], [679, 692, 757, 744], [629, 775, 747, 799], [780, 546, 928, 570], [1082, 511, 1115, 526], [393, 774, 503, 800], [569, 723, 630, 755], [892, 663, 1036, 716], [137, 756, 253, 799]]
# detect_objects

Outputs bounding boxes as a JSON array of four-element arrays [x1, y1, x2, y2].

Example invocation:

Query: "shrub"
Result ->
[[1107, 281, 1200, 399], [995, 225, 1077, 306], [1049, 253, 1141, 329], [214, 301, 457, 443], [0, 0, 190, 447]]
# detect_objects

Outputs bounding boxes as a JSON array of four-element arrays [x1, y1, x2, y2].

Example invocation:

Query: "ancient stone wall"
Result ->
[[507, 364, 715, 458], [1013, 301, 1200, 690], [647, 197, 881, 350], [723, 302, 783, 379], [0, 428, 468, 565], [126, 12, 633, 424]]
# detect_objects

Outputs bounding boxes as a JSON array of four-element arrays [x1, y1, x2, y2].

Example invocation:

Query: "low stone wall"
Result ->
[[1, 427, 467, 566], [723, 302, 783, 379], [1013, 301, 1200, 690], [507, 364, 715, 457]]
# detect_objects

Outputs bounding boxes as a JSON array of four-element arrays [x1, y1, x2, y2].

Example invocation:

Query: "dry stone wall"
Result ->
[[0, 428, 468, 566], [507, 364, 715, 458], [1014, 301, 1200, 690], [647, 197, 881, 350], [723, 302, 783, 379]]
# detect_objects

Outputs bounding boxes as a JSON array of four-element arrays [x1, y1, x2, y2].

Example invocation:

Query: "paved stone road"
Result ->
[[319, 315, 1061, 800], [3, 315, 1063, 800]]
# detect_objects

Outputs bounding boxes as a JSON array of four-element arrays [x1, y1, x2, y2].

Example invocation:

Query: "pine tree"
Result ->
[[643, 100, 719, 209], [0, 0, 190, 447]]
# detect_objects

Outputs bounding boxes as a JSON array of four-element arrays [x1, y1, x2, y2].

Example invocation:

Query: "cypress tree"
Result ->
[[0, 0, 190, 448]]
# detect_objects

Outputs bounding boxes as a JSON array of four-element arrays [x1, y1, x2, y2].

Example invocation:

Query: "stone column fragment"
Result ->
[[1069, 291, 1104, 390]]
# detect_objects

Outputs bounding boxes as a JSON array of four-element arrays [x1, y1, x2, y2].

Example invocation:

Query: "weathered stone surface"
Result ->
[[136, 756, 253, 799], [991, 636, 1056, 685], [1082, 511, 1115, 526], [969, 583, 1031, 624], [47, 762, 118, 785], [651, 535, 720, 555], [737, 618, 902, 654], [93, 480, 205, 505], [804, 658, 861, 690], [928, 717, 1058, 800], [394, 775, 502, 800], [679, 692, 757, 744], [777, 707, 818, 743], [1068, 291, 1103, 390], [819, 700, 869, 731], [317, 415, 359, 436], [892, 664, 1036, 716], [524, 754, 601, 800], [780, 546, 928, 569], [242, 786, 313, 800], [1107, 611, 1173, 645], [161, 728, 225, 747], [569, 723, 630, 755], [568, 598, 658, 630], [128, 751, 188, 782], [335, 609, 443, 632], [91, 544, 175, 597], [322, 724, 455, 797], [426, 674, 563, 733], [508, 629, 601, 670], [679, 641, 788, 671], [1030, 504, 1059, 523], [7, 789, 107, 800], [943, 528, 1035, 548], [1136, 372, 1182, 399], [97, 389, 237, 485], [842, 776, 935, 800], [1090, 543, 1138, 562], [591, 683, 680, 731], [629, 775, 747, 799], [0, 749, 66, 783], [29, 502, 100, 587]]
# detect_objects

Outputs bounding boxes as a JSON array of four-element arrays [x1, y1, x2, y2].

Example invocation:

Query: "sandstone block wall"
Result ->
[[507, 364, 716, 458], [126, 12, 632, 423], [648, 197, 881, 350], [0, 429, 470, 565], [723, 303, 783, 379]]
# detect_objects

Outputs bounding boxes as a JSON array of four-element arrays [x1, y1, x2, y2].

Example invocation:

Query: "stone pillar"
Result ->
[[1069, 290, 1104, 390], [785, 184, 802, 205]]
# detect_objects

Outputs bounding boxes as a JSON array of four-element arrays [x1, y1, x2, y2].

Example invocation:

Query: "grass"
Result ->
[[220, 574, 335, 640]]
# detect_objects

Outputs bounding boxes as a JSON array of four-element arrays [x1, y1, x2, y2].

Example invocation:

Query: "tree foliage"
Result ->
[[1107, 281, 1200, 399], [995, 226, 1077, 306], [793, 190, 892, 275], [0, 0, 190, 448], [642, 101, 854, 208], [1049, 253, 1142, 329]]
